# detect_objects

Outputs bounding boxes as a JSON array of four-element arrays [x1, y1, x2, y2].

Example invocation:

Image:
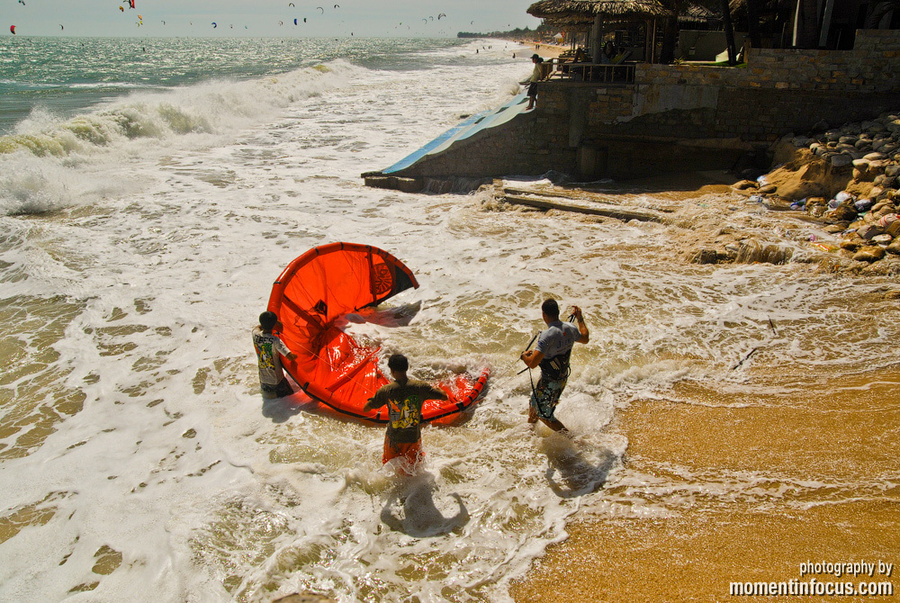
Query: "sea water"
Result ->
[[0, 37, 898, 602]]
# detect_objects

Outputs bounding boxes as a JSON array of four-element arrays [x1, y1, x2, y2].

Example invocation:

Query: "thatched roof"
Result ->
[[681, 4, 718, 22], [527, 0, 675, 27]]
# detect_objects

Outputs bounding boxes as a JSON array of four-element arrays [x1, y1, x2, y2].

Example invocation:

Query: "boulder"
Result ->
[[853, 246, 886, 262], [840, 233, 865, 251], [733, 179, 759, 190], [858, 224, 884, 239], [887, 239, 900, 255]]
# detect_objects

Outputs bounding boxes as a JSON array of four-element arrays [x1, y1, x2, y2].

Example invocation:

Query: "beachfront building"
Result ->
[[364, 1, 899, 190]]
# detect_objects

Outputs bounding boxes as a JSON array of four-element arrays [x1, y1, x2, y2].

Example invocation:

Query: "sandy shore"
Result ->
[[502, 168, 900, 601], [510, 367, 900, 602]]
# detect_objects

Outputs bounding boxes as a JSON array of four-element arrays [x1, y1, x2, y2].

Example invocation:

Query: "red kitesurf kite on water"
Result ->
[[267, 242, 489, 424]]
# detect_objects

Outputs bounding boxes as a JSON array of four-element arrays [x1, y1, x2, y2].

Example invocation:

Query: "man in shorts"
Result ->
[[519, 298, 590, 432], [521, 53, 544, 110], [252, 311, 297, 399], [363, 353, 448, 472]]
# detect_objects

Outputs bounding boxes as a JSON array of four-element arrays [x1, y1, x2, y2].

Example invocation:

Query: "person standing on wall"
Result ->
[[521, 53, 544, 111]]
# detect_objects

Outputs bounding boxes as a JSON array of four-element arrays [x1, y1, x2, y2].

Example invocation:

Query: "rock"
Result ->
[[830, 154, 853, 167], [762, 197, 793, 211], [824, 224, 846, 234], [887, 239, 900, 255], [840, 233, 865, 251], [853, 246, 886, 262], [825, 201, 858, 223], [692, 249, 719, 264], [887, 220, 900, 238], [864, 152, 887, 161], [873, 234, 893, 246], [854, 198, 874, 212], [732, 179, 758, 190], [858, 224, 884, 239], [758, 183, 778, 194], [806, 197, 828, 217], [734, 239, 793, 264]]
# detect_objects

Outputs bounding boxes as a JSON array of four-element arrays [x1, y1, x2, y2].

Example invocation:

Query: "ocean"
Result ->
[[1, 36, 898, 603]]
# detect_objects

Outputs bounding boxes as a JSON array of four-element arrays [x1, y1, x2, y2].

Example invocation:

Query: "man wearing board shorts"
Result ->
[[364, 353, 448, 474], [252, 311, 297, 399], [520, 299, 590, 432]]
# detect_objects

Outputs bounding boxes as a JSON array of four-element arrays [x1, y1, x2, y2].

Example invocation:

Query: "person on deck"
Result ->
[[519, 299, 589, 433], [252, 311, 297, 399], [363, 353, 448, 472], [600, 40, 617, 64], [521, 53, 544, 111]]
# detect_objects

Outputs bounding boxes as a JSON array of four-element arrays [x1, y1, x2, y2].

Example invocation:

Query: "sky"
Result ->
[[4, 0, 543, 38]]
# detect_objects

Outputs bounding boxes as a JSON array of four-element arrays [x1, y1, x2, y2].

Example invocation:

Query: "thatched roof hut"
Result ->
[[527, 0, 674, 28], [528, 0, 675, 62]]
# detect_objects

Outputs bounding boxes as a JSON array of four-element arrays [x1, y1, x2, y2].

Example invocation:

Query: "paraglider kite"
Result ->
[[267, 243, 489, 423]]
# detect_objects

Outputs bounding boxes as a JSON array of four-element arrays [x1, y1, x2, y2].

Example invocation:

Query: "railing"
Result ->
[[543, 59, 636, 84]]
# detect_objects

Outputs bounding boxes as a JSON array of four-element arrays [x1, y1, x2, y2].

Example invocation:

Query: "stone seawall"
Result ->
[[366, 30, 900, 190]]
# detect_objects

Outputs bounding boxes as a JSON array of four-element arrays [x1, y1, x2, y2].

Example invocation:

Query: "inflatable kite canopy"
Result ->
[[267, 242, 488, 423]]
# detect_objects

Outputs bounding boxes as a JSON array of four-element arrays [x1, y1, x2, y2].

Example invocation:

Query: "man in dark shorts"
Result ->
[[520, 299, 590, 432], [521, 53, 544, 110], [363, 354, 448, 473]]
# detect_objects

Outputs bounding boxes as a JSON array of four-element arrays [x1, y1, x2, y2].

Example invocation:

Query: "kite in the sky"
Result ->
[[316, 6, 324, 13], [9, 25, 15, 34]]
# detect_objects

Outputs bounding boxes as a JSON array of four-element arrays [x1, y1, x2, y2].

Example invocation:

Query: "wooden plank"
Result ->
[[502, 186, 675, 213], [502, 194, 668, 223]]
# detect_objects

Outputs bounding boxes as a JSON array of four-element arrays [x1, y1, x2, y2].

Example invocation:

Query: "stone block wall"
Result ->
[[389, 30, 900, 184]]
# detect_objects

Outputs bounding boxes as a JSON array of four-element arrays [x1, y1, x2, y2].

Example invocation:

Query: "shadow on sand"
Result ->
[[380, 471, 470, 538]]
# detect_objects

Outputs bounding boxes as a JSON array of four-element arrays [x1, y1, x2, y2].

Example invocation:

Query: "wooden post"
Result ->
[[591, 14, 603, 63], [818, 0, 835, 48], [719, 0, 738, 64]]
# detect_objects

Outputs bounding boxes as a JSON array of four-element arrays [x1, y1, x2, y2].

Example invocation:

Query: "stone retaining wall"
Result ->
[[379, 29, 900, 186]]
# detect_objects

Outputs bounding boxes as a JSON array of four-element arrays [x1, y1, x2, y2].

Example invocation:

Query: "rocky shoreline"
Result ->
[[484, 110, 900, 278], [724, 110, 900, 274]]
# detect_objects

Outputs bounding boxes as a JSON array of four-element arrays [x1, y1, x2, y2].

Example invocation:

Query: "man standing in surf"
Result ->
[[520, 299, 590, 433], [364, 353, 448, 473]]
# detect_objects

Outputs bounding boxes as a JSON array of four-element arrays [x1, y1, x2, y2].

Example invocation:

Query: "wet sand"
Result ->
[[511, 367, 900, 602], [507, 169, 900, 602]]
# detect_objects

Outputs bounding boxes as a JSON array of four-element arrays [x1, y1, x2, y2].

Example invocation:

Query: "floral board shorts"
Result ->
[[530, 376, 568, 421]]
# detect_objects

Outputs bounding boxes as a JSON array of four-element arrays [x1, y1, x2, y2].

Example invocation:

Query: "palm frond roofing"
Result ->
[[527, 0, 675, 26]]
